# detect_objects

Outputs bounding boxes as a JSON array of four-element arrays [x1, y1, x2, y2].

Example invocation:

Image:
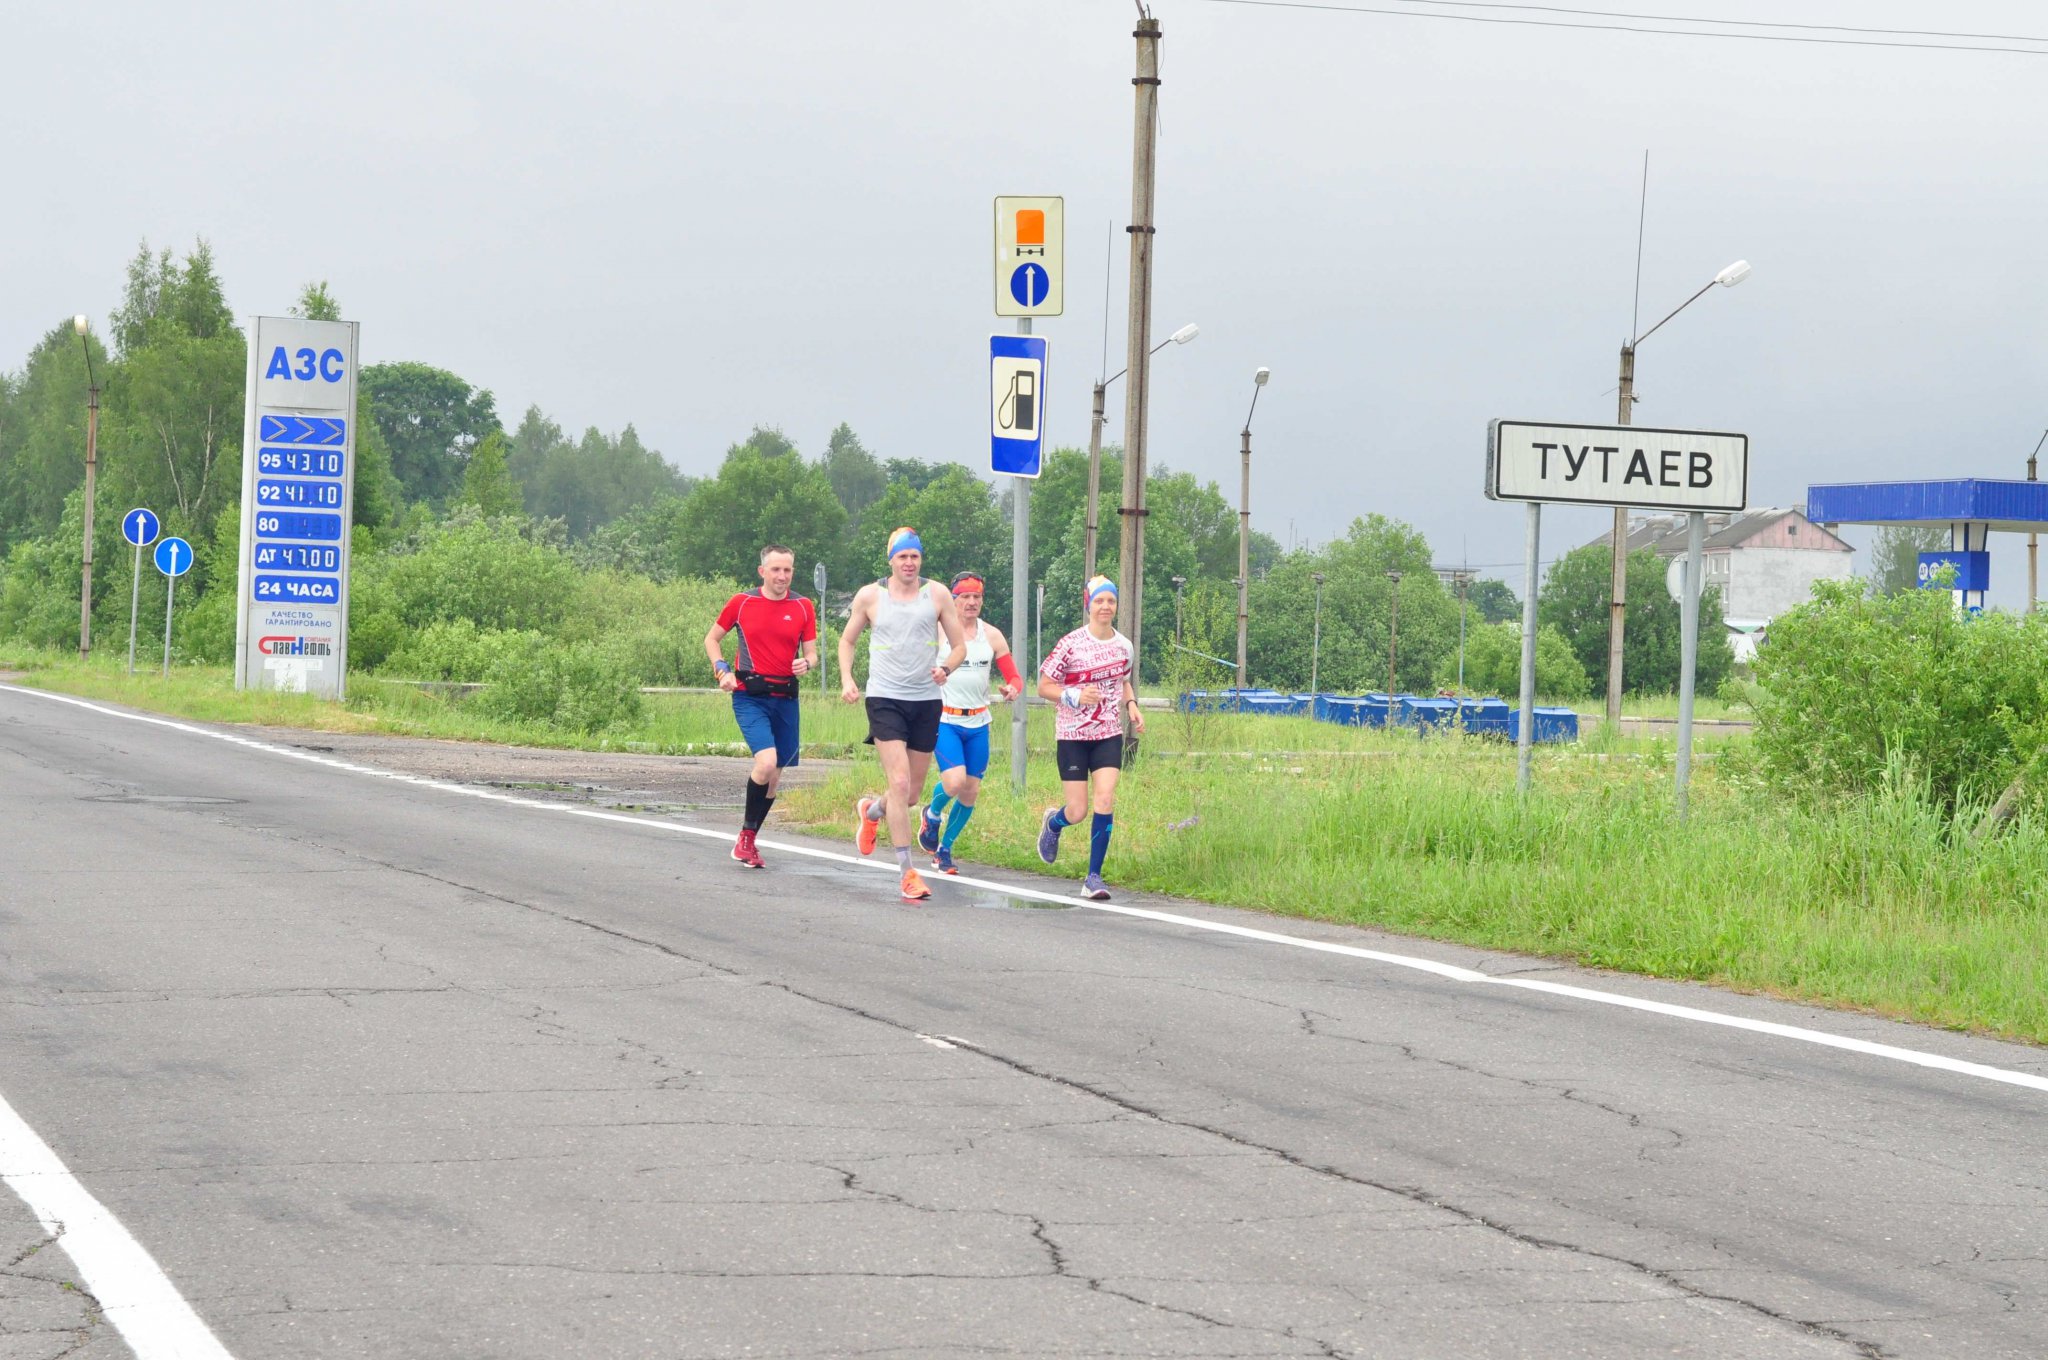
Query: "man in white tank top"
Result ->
[[916, 571, 1024, 874], [837, 527, 968, 902]]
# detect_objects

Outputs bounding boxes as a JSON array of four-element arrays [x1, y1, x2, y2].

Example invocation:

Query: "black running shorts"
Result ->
[[865, 696, 943, 753], [1055, 736, 1124, 782]]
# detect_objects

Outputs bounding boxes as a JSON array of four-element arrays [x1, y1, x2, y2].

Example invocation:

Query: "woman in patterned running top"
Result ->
[[1034, 575, 1145, 900]]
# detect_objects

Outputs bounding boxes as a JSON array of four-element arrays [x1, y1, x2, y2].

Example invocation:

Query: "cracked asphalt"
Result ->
[[4, 686, 2047, 1358]]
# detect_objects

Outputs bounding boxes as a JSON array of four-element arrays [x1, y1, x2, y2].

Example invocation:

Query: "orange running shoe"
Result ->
[[899, 867, 932, 901], [854, 796, 879, 856]]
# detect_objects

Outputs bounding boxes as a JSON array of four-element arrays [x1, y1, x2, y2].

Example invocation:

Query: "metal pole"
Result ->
[[128, 543, 142, 674], [1605, 343, 1634, 727], [1011, 315, 1032, 796], [1236, 426, 1251, 688], [1115, 12, 1161, 721], [1309, 575, 1324, 696], [1035, 581, 1044, 674], [1456, 573, 1469, 695], [1386, 573, 1401, 698], [1675, 509, 1704, 819], [162, 567, 176, 678], [1517, 504, 1541, 795], [1084, 379, 1106, 584], [79, 382, 99, 659]]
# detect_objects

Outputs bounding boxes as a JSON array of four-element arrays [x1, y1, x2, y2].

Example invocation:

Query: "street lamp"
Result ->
[[1236, 366, 1270, 689], [1385, 569, 1403, 699], [1086, 321, 1197, 583], [73, 315, 100, 661], [1170, 574, 1187, 647], [1604, 259, 1750, 726], [1310, 571, 1326, 697]]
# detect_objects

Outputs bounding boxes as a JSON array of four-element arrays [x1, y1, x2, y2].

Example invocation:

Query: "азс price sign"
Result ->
[[234, 316, 360, 697]]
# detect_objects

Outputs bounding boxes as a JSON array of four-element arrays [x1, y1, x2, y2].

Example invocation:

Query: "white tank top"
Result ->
[[940, 621, 996, 728]]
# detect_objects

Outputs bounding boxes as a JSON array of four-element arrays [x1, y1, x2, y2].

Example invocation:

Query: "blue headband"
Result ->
[[887, 528, 923, 559], [1086, 575, 1118, 604]]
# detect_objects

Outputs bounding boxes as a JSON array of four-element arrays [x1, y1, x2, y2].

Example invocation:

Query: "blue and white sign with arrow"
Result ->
[[154, 536, 193, 577], [989, 334, 1049, 479], [259, 415, 347, 446], [121, 507, 159, 548]]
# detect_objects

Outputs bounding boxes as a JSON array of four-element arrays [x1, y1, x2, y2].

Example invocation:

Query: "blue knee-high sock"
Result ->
[[926, 789, 953, 822], [1088, 813, 1114, 877], [1050, 806, 1074, 830], [941, 799, 975, 850]]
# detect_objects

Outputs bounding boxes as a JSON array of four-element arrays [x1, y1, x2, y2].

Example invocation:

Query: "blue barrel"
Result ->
[[1314, 695, 1379, 726], [1458, 697, 1513, 737], [1401, 696, 1458, 729]]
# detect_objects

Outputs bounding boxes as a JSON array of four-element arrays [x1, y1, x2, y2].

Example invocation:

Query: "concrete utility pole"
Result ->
[[1236, 367, 1269, 689], [1085, 379, 1107, 584], [1605, 344, 1634, 726], [73, 315, 99, 661], [1114, 7, 1161, 712], [2029, 430, 2045, 613]]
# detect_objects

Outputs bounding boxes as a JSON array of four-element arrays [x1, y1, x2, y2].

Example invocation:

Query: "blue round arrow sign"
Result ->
[[121, 507, 160, 547], [1009, 263, 1049, 309], [153, 536, 193, 577]]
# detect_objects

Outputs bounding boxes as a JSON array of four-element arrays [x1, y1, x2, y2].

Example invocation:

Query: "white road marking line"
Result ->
[[915, 1034, 959, 1050], [11, 684, 2048, 1102], [0, 1090, 233, 1360]]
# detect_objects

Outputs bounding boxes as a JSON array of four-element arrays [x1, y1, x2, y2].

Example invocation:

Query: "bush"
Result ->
[[383, 619, 546, 682], [1746, 579, 2048, 811], [376, 510, 581, 634], [474, 637, 643, 734]]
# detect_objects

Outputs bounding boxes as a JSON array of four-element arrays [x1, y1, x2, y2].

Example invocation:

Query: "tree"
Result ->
[[1868, 525, 1946, 596], [822, 422, 886, 516], [1243, 516, 1451, 693], [665, 444, 846, 583], [883, 457, 951, 494], [359, 361, 499, 507], [290, 281, 342, 321], [1538, 543, 1733, 697], [98, 242, 246, 530], [525, 422, 688, 539], [1437, 620, 1589, 701], [0, 321, 104, 548], [1469, 577, 1521, 624], [460, 432, 524, 517]]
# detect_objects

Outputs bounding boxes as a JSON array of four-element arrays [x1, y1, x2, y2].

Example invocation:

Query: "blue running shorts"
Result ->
[[934, 721, 991, 779], [732, 692, 800, 767]]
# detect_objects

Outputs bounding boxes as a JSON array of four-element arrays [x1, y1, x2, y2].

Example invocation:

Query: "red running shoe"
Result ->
[[855, 797, 880, 856], [732, 829, 764, 869]]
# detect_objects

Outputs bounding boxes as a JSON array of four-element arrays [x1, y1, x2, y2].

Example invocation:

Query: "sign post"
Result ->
[[813, 561, 830, 695], [235, 317, 360, 698], [994, 196, 1062, 796], [154, 536, 192, 678], [1487, 419, 1750, 812], [120, 507, 160, 675]]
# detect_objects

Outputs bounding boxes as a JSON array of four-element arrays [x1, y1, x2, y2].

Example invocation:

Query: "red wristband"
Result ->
[[995, 653, 1023, 686]]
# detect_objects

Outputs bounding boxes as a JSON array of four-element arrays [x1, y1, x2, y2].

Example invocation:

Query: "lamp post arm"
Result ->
[[1631, 278, 1717, 349], [1242, 385, 1262, 437], [1102, 332, 1183, 390]]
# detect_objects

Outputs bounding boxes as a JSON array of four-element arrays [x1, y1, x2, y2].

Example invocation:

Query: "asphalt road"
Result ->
[[3, 683, 2045, 1360]]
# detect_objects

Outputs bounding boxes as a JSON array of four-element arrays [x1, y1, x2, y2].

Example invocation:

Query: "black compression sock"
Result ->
[[744, 778, 771, 832]]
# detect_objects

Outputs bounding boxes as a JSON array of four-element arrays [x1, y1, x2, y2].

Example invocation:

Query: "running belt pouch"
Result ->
[[739, 671, 799, 699]]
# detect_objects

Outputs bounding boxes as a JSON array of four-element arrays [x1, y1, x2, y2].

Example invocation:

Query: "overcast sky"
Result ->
[[9, 1, 2047, 602]]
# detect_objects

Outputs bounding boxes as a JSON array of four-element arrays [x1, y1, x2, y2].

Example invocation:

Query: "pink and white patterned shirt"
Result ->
[[1040, 626, 1134, 741]]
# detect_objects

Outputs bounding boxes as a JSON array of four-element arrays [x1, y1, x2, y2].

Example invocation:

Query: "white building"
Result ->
[[1588, 508, 1855, 660]]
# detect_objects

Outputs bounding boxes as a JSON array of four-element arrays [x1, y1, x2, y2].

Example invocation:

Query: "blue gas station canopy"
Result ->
[[1806, 479, 2048, 533]]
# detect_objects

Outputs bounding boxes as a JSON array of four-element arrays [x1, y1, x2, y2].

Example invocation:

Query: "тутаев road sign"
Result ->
[[994, 196, 1064, 317], [989, 334, 1049, 478], [121, 508, 160, 548], [154, 536, 193, 577], [1486, 420, 1749, 513]]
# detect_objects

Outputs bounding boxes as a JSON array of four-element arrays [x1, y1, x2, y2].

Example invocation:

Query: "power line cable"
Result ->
[[1263, 0, 2048, 44], [1185, 0, 2048, 57]]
